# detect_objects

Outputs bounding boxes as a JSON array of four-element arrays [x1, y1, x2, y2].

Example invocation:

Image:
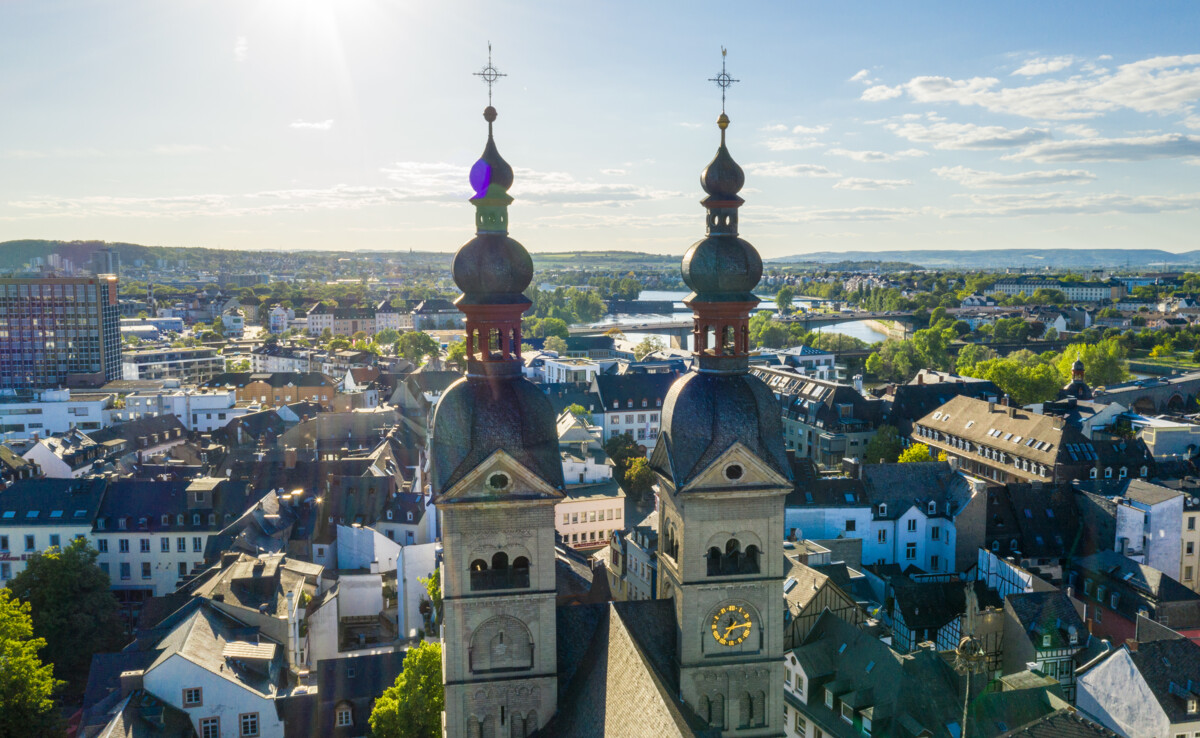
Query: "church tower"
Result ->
[[430, 59, 564, 737], [649, 52, 793, 737]]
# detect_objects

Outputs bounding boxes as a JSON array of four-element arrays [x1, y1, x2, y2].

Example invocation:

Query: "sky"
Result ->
[[3, 1, 1200, 259]]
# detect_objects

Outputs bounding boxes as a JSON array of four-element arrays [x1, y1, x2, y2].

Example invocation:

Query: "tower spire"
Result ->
[[453, 45, 531, 367], [682, 48, 761, 374]]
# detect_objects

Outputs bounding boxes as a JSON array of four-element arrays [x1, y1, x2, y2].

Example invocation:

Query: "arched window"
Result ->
[[878, 503, 887, 517], [752, 691, 766, 727], [707, 546, 722, 576], [711, 694, 725, 728], [739, 693, 752, 728], [470, 559, 488, 572], [724, 539, 742, 574], [743, 545, 761, 574], [1104, 467, 1113, 479], [492, 552, 509, 570]]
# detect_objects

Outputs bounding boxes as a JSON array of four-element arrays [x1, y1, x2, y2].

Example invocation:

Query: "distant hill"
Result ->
[[769, 249, 1200, 270]]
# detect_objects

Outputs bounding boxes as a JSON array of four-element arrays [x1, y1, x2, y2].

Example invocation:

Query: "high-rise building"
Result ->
[[0, 275, 123, 388], [91, 247, 120, 277]]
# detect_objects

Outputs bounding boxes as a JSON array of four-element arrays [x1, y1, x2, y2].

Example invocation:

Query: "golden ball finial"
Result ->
[[717, 112, 730, 130]]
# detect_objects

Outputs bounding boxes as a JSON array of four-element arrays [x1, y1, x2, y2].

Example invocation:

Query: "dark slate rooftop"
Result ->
[[652, 370, 791, 490], [1127, 637, 1200, 726], [995, 708, 1119, 738], [1008, 591, 1086, 650], [547, 599, 716, 737], [0, 477, 108, 528], [892, 578, 1001, 631], [860, 462, 974, 518]]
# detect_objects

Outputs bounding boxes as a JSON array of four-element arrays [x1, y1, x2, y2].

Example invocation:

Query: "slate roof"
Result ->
[[1075, 551, 1199, 604], [1126, 637, 1200, 725], [203, 372, 335, 389], [191, 553, 319, 619], [790, 610, 968, 738], [276, 651, 406, 738], [995, 708, 1119, 738], [592, 373, 677, 411], [546, 599, 716, 737], [989, 483, 1081, 561], [652, 370, 791, 489], [93, 691, 197, 738], [430, 371, 566, 499], [1008, 591, 1086, 650], [859, 462, 974, 519], [882, 371, 1000, 432], [87, 412, 186, 453], [891, 578, 1001, 632], [94, 478, 249, 534], [0, 477, 107, 527]]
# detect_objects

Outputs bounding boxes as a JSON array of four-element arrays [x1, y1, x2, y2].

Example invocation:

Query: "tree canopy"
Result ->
[[863, 425, 903, 464], [395, 331, 440, 364], [6, 538, 124, 694], [369, 641, 444, 738], [0, 589, 63, 738], [898, 444, 936, 463]]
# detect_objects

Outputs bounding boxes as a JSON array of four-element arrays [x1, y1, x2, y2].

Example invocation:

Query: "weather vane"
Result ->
[[474, 42, 506, 106], [708, 47, 739, 112]]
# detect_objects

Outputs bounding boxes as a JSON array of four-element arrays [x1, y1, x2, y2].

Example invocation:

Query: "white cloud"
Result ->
[[887, 121, 1052, 149], [1012, 56, 1075, 76], [600, 168, 627, 176], [792, 124, 828, 134], [933, 165, 1097, 187], [850, 69, 872, 83], [1009, 133, 1200, 161], [751, 205, 921, 223], [861, 84, 902, 101], [949, 190, 1200, 218], [883, 54, 1200, 121], [1060, 124, 1100, 138], [289, 119, 334, 131], [760, 124, 790, 133], [234, 36, 248, 63], [743, 162, 839, 178], [833, 177, 913, 190], [764, 137, 823, 151], [827, 147, 927, 162]]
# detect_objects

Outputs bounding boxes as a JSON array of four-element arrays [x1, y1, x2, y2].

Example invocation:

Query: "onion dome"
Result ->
[[452, 106, 534, 307], [700, 113, 745, 203], [681, 113, 761, 305]]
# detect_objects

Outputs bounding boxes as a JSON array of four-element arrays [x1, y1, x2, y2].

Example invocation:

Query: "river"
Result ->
[[577, 289, 890, 348]]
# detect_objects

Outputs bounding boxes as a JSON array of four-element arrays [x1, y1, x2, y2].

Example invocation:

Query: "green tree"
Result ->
[[633, 336, 665, 359], [775, 285, 796, 314], [955, 343, 999, 376], [375, 328, 402, 346], [544, 335, 569, 354], [898, 444, 935, 463], [395, 331, 440, 364], [565, 403, 592, 421], [1055, 339, 1129, 387], [6, 538, 124, 694], [604, 433, 642, 483], [624, 456, 656, 502], [417, 568, 441, 630], [369, 641, 444, 738], [0, 589, 64, 738], [748, 312, 791, 349], [863, 425, 903, 463], [445, 341, 467, 372], [535, 317, 570, 339]]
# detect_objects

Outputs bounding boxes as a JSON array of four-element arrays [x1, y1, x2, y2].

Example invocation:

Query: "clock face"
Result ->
[[711, 604, 753, 647]]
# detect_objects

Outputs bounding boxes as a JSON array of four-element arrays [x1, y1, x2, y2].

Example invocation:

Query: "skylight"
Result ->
[[26, 510, 38, 518], [1, 511, 13, 519], [838, 643, 847, 654], [50, 510, 63, 518]]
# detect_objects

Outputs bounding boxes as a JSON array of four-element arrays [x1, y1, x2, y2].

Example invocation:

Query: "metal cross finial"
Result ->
[[474, 42, 506, 106], [708, 46, 739, 112]]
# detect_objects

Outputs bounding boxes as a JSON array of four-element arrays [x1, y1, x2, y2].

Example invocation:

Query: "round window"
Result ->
[[724, 464, 744, 481], [487, 472, 511, 491]]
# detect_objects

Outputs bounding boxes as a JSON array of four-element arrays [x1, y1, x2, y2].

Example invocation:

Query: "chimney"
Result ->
[[916, 373, 924, 385], [119, 669, 144, 698], [1007, 406, 1017, 419], [284, 447, 297, 470], [987, 401, 995, 413]]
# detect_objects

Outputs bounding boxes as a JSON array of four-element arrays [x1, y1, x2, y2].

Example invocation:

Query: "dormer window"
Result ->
[[407, 512, 413, 522], [1089, 468, 1098, 479], [927, 501, 937, 515], [878, 503, 887, 517], [1119, 467, 1127, 479], [1189, 698, 1198, 715], [626, 400, 632, 408], [641, 399, 647, 408], [386, 510, 393, 520], [1042, 634, 1051, 648], [161, 515, 169, 527], [825, 688, 834, 709], [1140, 466, 1149, 477], [1105, 467, 1113, 479]]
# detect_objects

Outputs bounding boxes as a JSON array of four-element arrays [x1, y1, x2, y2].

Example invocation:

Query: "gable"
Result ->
[[436, 448, 564, 504], [679, 441, 790, 495]]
